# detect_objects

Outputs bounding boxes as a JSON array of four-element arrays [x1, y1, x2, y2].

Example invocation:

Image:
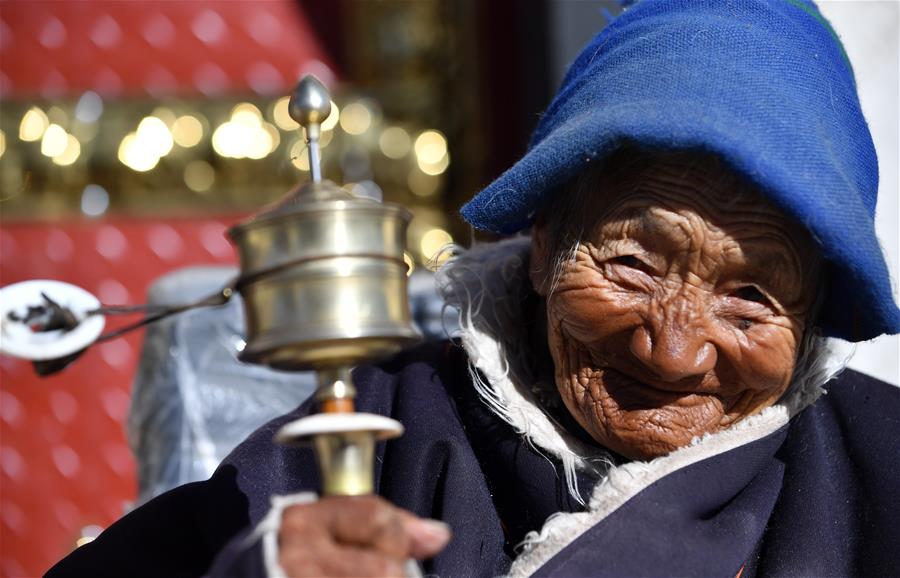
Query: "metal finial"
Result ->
[[289, 75, 332, 183], [289, 75, 332, 125]]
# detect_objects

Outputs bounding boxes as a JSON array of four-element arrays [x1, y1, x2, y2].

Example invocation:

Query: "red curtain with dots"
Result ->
[[0, 0, 334, 99], [0, 1, 334, 574], [0, 218, 240, 576]]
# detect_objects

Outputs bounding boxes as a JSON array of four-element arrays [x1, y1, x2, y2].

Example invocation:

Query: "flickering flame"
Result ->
[[414, 130, 447, 165], [40, 124, 68, 157], [184, 160, 216, 192], [420, 228, 453, 262], [339, 102, 372, 135], [213, 104, 278, 159], [172, 115, 204, 147], [20, 108, 49, 142], [52, 134, 81, 166], [379, 126, 411, 159]]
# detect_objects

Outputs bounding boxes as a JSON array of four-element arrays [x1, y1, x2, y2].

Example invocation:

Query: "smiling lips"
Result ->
[[597, 366, 716, 410]]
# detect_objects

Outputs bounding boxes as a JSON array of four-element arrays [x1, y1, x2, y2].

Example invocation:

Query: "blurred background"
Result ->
[[0, 1, 896, 576]]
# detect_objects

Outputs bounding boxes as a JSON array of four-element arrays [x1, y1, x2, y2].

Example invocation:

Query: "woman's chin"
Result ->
[[592, 423, 690, 461]]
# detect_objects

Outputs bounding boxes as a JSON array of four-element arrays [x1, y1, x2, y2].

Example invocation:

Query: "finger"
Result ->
[[326, 496, 412, 559], [400, 515, 452, 559], [280, 502, 405, 576], [320, 545, 405, 578], [280, 505, 330, 547], [280, 504, 335, 574], [281, 503, 326, 532], [278, 540, 334, 578], [279, 526, 330, 552]]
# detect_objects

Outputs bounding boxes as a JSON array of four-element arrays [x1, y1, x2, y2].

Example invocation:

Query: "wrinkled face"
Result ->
[[531, 154, 821, 460]]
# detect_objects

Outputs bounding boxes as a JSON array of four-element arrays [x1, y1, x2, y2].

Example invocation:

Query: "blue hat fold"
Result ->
[[461, 0, 900, 341]]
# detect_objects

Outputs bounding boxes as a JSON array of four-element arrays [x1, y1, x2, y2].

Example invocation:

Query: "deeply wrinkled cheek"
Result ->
[[736, 337, 798, 393], [551, 294, 644, 346]]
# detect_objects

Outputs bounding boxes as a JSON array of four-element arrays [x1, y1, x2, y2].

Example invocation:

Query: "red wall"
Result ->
[[0, 217, 239, 577], [1, 0, 334, 99]]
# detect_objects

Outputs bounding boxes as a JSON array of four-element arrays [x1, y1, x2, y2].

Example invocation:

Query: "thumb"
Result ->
[[402, 516, 452, 559]]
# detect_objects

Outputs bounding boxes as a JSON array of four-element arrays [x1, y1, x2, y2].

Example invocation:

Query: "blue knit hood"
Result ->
[[461, 0, 899, 341]]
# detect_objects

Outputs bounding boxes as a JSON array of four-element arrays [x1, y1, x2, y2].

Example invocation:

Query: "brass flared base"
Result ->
[[276, 411, 404, 496]]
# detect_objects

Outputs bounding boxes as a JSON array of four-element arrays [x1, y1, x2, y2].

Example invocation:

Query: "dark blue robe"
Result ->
[[46, 341, 900, 577]]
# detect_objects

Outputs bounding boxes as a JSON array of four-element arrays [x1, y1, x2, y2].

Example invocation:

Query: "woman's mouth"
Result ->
[[597, 367, 708, 410]]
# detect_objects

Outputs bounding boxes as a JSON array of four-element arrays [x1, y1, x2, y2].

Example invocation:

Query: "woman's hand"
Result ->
[[278, 495, 451, 577]]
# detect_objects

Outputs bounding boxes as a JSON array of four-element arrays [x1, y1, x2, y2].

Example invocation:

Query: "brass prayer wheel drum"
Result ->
[[228, 181, 421, 370], [229, 75, 419, 496]]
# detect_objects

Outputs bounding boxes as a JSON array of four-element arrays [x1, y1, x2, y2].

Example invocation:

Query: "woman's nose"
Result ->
[[628, 300, 718, 382]]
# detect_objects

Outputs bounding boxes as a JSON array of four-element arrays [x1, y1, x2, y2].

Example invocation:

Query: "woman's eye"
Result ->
[[732, 285, 770, 305], [613, 255, 648, 271]]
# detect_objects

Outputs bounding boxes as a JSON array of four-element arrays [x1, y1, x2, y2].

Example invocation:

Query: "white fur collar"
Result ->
[[436, 237, 844, 577]]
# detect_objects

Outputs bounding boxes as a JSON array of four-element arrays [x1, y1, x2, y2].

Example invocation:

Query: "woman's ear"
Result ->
[[530, 214, 552, 297]]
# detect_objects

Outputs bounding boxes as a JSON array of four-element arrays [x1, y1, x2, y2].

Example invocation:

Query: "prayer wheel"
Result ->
[[228, 75, 421, 495]]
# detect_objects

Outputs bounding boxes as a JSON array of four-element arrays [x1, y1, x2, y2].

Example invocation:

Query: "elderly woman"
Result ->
[[49, 1, 899, 577]]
